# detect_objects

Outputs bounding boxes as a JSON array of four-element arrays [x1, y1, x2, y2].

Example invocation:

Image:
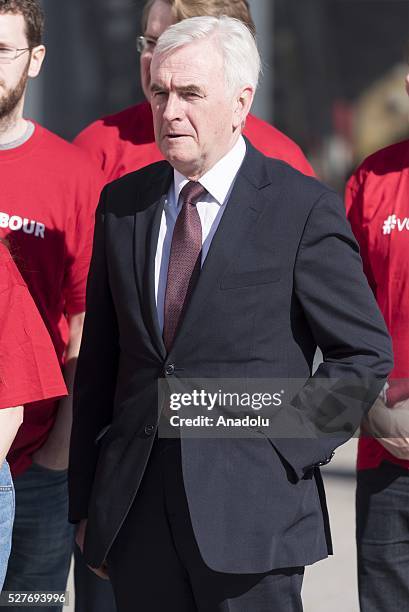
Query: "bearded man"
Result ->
[[0, 2, 103, 610]]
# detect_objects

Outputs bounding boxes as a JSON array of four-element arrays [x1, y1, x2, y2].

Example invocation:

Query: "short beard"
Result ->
[[0, 58, 30, 124]]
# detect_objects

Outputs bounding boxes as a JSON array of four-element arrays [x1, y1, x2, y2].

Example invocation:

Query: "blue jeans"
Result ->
[[356, 461, 409, 612], [0, 461, 14, 591], [2, 462, 74, 612]]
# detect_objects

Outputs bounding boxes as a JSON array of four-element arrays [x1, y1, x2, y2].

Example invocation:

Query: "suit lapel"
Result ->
[[168, 144, 273, 356], [133, 163, 172, 360]]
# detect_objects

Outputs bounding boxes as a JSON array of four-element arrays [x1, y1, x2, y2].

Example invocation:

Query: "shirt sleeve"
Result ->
[[63, 161, 106, 316], [0, 256, 67, 409]]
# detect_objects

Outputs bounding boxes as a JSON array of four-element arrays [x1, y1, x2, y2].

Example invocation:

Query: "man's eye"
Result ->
[[143, 37, 157, 51]]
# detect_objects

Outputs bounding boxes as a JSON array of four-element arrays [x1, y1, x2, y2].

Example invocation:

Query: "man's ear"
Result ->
[[28, 45, 46, 78], [232, 85, 254, 130]]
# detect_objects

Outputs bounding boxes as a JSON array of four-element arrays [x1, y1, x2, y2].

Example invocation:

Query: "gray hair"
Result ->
[[153, 15, 261, 95]]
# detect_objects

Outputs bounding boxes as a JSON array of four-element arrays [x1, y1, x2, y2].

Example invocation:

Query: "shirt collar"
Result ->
[[172, 135, 246, 208]]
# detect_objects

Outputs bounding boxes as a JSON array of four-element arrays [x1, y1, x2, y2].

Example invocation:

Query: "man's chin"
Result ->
[[0, 62, 29, 123], [0, 83, 28, 122], [164, 154, 199, 178], [162, 144, 193, 164], [0, 106, 17, 122]]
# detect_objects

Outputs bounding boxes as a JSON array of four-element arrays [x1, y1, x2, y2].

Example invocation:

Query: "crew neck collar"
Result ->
[[0, 120, 35, 150], [0, 120, 43, 161]]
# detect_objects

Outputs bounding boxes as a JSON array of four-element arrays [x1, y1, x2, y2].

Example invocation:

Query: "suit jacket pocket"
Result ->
[[220, 267, 281, 290]]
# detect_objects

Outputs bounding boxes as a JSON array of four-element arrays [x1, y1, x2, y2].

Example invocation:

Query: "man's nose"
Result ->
[[162, 93, 183, 122]]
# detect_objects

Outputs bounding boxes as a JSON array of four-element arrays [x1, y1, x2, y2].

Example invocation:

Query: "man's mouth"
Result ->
[[166, 134, 189, 139]]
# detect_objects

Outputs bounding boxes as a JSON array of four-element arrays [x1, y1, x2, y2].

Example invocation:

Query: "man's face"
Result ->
[[140, 0, 175, 100], [0, 13, 31, 120], [150, 38, 252, 179]]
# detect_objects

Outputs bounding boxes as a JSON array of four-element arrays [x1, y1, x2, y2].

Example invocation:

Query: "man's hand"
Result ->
[[76, 519, 110, 580], [364, 396, 409, 460], [75, 519, 87, 553], [88, 561, 110, 581]]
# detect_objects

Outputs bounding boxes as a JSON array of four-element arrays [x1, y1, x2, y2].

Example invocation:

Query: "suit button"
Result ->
[[144, 424, 155, 436], [165, 364, 175, 375]]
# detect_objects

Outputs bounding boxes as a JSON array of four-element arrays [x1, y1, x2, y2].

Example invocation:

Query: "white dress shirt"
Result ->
[[155, 135, 246, 332]]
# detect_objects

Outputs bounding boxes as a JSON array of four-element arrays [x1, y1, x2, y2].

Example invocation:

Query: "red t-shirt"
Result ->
[[345, 139, 409, 472], [0, 122, 104, 476], [74, 101, 315, 182], [0, 243, 67, 410]]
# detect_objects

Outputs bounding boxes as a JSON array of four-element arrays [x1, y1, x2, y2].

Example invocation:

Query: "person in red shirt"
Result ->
[[74, 0, 315, 183], [0, 1, 103, 607], [0, 241, 67, 591], [345, 71, 409, 611]]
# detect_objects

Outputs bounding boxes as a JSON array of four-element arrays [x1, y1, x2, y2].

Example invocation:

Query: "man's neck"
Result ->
[[182, 134, 242, 182], [0, 113, 28, 146]]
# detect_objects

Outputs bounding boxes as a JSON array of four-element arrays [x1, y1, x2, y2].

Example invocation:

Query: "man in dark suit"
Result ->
[[69, 15, 393, 611]]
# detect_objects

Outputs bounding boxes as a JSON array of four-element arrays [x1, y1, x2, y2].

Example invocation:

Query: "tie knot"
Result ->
[[180, 181, 207, 207]]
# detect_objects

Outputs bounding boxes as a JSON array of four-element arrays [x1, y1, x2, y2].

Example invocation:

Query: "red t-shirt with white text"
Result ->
[[346, 139, 409, 472], [74, 101, 315, 182], [0, 122, 104, 476]]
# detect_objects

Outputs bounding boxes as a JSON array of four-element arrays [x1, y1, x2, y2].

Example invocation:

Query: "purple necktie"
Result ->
[[163, 181, 206, 352]]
